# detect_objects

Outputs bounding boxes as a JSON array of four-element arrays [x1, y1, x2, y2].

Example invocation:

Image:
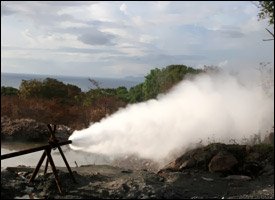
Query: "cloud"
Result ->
[[139, 34, 158, 44], [119, 3, 128, 15], [215, 25, 245, 38], [56, 47, 124, 55], [78, 29, 116, 46], [1, 1, 273, 78], [142, 54, 206, 63], [1, 45, 125, 56], [1, 3, 16, 16], [219, 30, 245, 38], [40, 1, 96, 7], [103, 53, 206, 67], [86, 2, 123, 22]]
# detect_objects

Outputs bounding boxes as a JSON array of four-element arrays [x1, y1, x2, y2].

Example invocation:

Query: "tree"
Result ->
[[1, 86, 19, 96], [128, 83, 144, 103], [255, 1, 274, 97], [115, 86, 129, 102], [258, 1, 274, 26], [256, 1, 274, 41], [19, 79, 44, 99], [18, 78, 81, 103], [142, 65, 202, 100], [41, 78, 68, 99], [88, 78, 101, 89], [142, 68, 162, 100], [67, 84, 81, 99]]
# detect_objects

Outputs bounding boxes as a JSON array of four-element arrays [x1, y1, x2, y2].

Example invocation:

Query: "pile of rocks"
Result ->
[[1, 116, 72, 141], [158, 142, 274, 177]]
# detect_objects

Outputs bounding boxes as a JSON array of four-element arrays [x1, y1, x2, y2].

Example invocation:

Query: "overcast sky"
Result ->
[[1, 1, 274, 78]]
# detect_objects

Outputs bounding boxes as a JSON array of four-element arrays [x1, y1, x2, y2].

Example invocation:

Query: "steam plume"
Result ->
[[69, 72, 274, 161]]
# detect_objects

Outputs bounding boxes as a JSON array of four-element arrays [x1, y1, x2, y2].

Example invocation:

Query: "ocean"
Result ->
[[1, 72, 144, 91]]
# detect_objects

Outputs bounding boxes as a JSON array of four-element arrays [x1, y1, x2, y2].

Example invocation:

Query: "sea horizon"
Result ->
[[1, 72, 144, 91]]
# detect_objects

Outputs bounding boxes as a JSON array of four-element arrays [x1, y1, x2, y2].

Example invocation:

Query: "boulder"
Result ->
[[159, 143, 246, 173], [179, 159, 196, 170], [158, 142, 273, 177], [208, 151, 238, 173]]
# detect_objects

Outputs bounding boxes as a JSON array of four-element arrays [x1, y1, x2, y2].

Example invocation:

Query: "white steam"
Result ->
[[69, 72, 274, 161]]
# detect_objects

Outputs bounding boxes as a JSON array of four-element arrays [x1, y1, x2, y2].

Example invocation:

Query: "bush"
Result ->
[[1, 86, 19, 96], [18, 78, 81, 103]]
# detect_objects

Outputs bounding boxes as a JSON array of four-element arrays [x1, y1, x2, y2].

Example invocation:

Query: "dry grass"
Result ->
[[1, 96, 126, 130]]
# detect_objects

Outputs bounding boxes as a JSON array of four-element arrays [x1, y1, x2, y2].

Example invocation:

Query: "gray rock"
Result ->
[[208, 152, 238, 173], [225, 175, 252, 181], [201, 176, 214, 181], [179, 159, 196, 170], [1, 117, 72, 141]]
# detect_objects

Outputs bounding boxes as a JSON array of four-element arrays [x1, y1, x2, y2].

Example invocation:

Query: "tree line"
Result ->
[[1, 65, 204, 129]]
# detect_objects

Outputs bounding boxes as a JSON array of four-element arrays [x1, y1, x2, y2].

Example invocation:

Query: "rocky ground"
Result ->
[[1, 116, 72, 141], [1, 143, 274, 199]]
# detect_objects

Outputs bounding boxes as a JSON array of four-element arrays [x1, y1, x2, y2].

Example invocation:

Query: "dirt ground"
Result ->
[[1, 164, 274, 199]]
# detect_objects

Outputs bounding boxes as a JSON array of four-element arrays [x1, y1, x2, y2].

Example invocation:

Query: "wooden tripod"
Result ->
[[29, 124, 76, 194]]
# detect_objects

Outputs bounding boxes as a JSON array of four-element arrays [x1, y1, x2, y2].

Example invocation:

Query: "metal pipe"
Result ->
[[1, 140, 72, 160]]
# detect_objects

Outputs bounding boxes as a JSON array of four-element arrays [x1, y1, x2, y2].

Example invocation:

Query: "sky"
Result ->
[[1, 1, 274, 78]]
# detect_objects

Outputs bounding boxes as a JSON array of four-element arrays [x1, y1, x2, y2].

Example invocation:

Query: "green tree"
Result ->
[[142, 65, 202, 100], [1, 86, 19, 96], [258, 1, 274, 26], [18, 78, 81, 102], [67, 84, 82, 99], [128, 83, 144, 103], [255, 1, 274, 40], [41, 78, 68, 99], [115, 86, 129, 102], [19, 79, 44, 99], [142, 68, 162, 100]]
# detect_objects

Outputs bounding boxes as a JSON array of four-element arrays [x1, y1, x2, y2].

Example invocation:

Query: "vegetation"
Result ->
[[1, 65, 203, 129], [130, 65, 203, 102], [19, 78, 81, 104], [258, 1, 274, 26], [1, 86, 19, 96], [256, 1, 274, 40], [128, 83, 144, 103]]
